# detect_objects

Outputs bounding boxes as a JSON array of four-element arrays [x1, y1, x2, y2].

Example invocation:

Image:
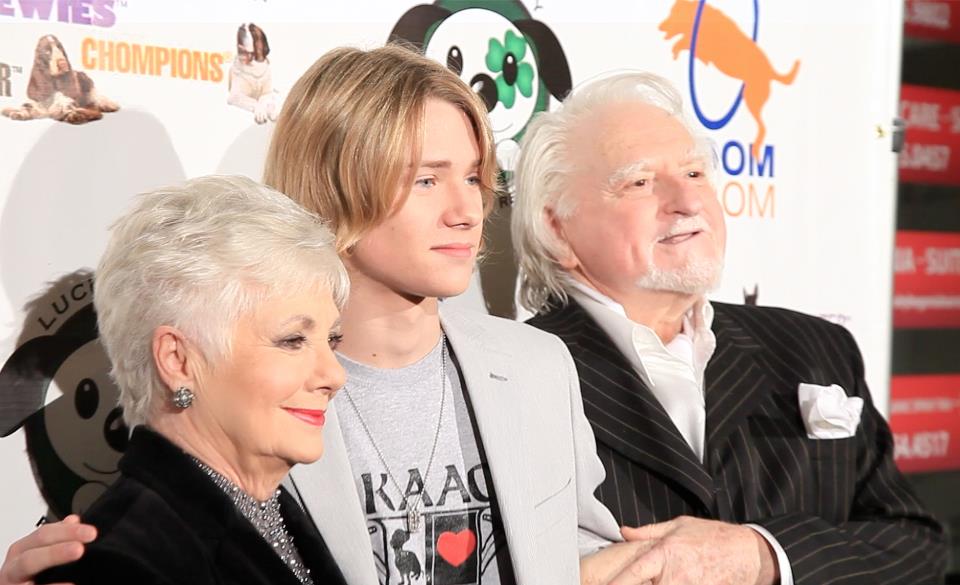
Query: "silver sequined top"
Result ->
[[192, 459, 314, 585]]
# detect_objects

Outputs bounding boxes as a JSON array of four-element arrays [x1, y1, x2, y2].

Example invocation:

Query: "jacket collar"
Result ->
[[120, 426, 331, 585], [438, 304, 536, 583], [120, 426, 246, 540], [532, 298, 716, 511], [703, 303, 769, 451], [533, 299, 771, 512]]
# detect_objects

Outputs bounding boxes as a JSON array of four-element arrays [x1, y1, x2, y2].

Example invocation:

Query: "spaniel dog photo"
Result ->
[[2, 34, 118, 125], [227, 23, 279, 124]]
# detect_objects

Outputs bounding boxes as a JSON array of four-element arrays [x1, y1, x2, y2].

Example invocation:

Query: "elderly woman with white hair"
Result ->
[[36, 175, 349, 585]]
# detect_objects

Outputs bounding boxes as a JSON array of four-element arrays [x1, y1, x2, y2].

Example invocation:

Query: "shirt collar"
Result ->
[[568, 280, 714, 332], [567, 281, 716, 388], [568, 280, 627, 317]]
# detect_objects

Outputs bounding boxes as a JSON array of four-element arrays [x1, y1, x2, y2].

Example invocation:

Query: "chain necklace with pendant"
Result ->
[[342, 334, 447, 533]]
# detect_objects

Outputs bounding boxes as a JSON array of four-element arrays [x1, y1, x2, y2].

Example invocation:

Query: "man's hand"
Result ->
[[0, 515, 96, 585], [580, 540, 657, 585], [607, 516, 778, 585]]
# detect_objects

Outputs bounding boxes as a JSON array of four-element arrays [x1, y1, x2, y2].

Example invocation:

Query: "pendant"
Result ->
[[406, 501, 422, 533]]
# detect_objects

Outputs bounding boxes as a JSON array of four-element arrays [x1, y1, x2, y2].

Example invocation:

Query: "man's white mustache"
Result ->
[[659, 217, 709, 240]]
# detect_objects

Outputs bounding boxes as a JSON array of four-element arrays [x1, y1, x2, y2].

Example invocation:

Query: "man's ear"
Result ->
[[544, 206, 579, 271], [152, 326, 202, 395]]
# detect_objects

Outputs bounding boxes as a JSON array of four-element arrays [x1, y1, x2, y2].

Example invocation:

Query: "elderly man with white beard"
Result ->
[[512, 72, 946, 585]]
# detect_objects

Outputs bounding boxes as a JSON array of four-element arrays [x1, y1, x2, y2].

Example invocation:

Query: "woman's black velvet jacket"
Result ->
[[38, 426, 347, 585]]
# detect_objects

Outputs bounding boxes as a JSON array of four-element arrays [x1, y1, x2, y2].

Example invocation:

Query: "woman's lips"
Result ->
[[431, 244, 475, 258], [283, 408, 326, 427]]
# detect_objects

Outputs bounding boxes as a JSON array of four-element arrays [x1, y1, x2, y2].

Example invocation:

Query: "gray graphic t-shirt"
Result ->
[[337, 339, 515, 585]]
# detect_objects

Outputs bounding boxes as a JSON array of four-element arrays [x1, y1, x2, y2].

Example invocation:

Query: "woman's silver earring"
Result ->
[[172, 386, 195, 409]]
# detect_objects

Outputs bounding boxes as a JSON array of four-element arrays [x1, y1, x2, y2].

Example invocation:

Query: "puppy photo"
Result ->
[[2, 35, 119, 125], [227, 23, 279, 124]]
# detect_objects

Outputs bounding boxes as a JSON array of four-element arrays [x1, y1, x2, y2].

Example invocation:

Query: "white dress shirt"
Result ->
[[568, 282, 794, 585]]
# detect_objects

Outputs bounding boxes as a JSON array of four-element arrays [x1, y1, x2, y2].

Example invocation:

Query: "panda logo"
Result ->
[[391, 1, 571, 179], [390, 1, 572, 317], [1, 295, 128, 520]]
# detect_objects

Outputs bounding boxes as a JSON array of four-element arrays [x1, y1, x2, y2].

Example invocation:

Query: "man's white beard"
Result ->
[[635, 257, 724, 295]]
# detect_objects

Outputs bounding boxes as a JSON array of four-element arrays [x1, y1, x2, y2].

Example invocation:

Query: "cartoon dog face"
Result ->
[[1, 303, 129, 517], [43, 340, 126, 485], [390, 1, 571, 148], [424, 9, 541, 143]]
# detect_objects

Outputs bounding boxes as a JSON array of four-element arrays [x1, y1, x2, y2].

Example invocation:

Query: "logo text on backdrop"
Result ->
[[0, 62, 12, 97], [0, 0, 116, 27], [660, 0, 799, 219]]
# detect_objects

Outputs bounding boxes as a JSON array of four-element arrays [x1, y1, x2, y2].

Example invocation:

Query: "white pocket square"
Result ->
[[798, 383, 863, 439]]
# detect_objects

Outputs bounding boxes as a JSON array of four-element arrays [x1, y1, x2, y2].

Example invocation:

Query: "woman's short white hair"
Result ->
[[94, 175, 349, 428], [512, 71, 716, 314]]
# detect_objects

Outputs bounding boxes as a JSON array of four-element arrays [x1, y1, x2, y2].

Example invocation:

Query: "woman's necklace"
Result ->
[[192, 458, 314, 585]]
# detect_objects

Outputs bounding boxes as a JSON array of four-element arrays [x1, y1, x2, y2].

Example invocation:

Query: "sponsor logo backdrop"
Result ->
[[0, 0, 903, 553], [890, 374, 960, 473]]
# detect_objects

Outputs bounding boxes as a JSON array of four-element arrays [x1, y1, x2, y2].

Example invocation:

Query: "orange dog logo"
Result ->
[[659, 0, 798, 159]]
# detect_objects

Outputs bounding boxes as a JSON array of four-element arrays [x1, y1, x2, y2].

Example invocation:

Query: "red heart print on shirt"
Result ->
[[436, 529, 476, 567]]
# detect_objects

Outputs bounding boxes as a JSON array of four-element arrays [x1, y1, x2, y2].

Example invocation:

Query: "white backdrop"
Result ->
[[0, 0, 903, 553]]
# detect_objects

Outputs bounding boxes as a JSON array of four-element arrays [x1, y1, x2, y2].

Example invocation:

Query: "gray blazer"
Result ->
[[286, 304, 620, 584]]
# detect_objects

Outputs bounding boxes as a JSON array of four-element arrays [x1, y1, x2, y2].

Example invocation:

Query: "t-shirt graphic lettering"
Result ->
[[338, 340, 515, 585]]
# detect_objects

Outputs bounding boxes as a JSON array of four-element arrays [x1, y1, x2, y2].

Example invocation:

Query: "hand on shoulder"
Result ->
[[0, 516, 95, 585]]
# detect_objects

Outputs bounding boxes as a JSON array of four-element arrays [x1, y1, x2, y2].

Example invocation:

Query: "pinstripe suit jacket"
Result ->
[[528, 298, 947, 585]]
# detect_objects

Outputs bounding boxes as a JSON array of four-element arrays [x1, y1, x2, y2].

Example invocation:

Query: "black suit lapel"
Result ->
[[533, 299, 715, 512], [704, 304, 770, 455]]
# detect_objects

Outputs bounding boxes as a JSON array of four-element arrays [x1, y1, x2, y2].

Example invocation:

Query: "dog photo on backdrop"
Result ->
[[2, 34, 119, 125], [227, 23, 280, 124]]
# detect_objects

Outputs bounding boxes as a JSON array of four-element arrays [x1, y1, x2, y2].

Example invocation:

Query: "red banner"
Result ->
[[904, 0, 960, 43], [899, 84, 960, 186], [890, 374, 960, 473], [893, 231, 960, 328]]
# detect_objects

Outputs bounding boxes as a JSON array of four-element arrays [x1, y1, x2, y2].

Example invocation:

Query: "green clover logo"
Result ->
[[485, 29, 534, 109]]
